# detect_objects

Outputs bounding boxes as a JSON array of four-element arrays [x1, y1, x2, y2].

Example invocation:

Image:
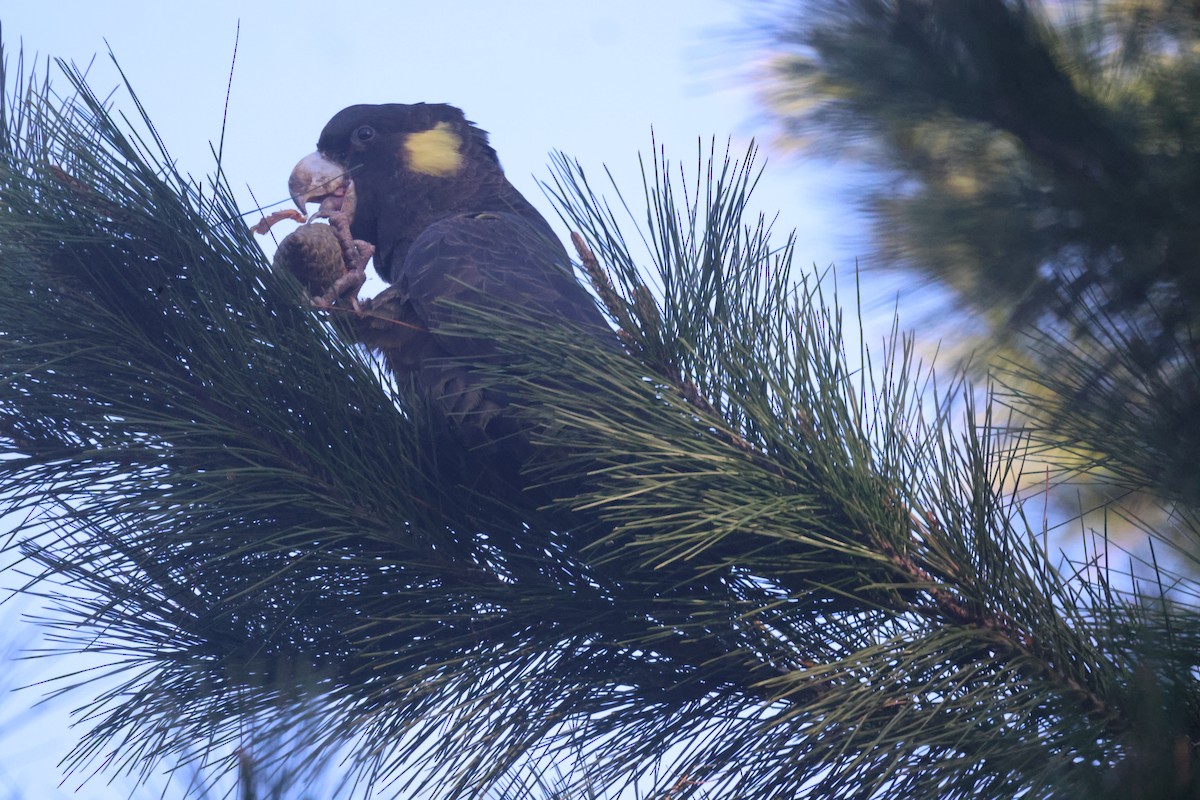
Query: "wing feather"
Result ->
[[367, 212, 611, 438]]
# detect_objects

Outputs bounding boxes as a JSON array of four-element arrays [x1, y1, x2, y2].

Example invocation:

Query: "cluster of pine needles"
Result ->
[[0, 46, 1198, 800]]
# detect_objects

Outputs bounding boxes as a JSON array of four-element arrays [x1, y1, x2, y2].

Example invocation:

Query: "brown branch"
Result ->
[[570, 231, 624, 324], [249, 208, 305, 235], [888, 514, 1119, 727]]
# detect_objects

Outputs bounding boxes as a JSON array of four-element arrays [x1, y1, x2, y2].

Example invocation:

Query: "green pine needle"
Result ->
[[0, 39, 1197, 800]]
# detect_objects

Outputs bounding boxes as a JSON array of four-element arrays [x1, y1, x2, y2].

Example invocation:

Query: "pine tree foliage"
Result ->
[[1, 44, 1199, 799], [762, 0, 1200, 330], [759, 0, 1200, 548]]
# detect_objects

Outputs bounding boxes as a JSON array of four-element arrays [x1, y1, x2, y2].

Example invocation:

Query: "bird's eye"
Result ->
[[354, 125, 376, 143]]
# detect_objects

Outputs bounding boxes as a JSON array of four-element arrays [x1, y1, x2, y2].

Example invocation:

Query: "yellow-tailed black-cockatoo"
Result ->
[[281, 103, 612, 467]]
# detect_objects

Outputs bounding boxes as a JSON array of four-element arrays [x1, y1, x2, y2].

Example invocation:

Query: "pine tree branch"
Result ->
[[2, 41, 1198, 799]]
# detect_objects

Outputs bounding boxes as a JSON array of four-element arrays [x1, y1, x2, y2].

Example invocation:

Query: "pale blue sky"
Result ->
[[0, 2, 879, 797], [4, 0, 858, 266]]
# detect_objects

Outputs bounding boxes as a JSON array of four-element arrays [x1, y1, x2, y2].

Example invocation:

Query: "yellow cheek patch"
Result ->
[[403, 122, 465, 177]]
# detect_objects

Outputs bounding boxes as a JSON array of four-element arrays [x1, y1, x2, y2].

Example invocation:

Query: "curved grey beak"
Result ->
[[288, 151, 356, 220]]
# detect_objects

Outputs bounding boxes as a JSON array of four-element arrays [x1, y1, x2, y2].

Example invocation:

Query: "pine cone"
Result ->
[[272, 223, 346, 297]]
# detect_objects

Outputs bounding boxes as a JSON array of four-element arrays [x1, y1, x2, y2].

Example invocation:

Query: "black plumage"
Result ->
[[285, 103, 612, 461]]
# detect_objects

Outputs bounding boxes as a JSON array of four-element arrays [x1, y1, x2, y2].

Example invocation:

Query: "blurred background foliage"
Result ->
[[758, 0, 1200, 542]]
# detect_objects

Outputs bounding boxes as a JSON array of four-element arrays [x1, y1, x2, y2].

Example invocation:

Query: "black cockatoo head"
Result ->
[[288, 103, 529, 282]]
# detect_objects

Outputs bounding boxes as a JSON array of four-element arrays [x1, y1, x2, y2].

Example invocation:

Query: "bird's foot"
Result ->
[[313, 267, 367, 311], [301, 210, 373, 311], [326, 211, 375, 274]]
